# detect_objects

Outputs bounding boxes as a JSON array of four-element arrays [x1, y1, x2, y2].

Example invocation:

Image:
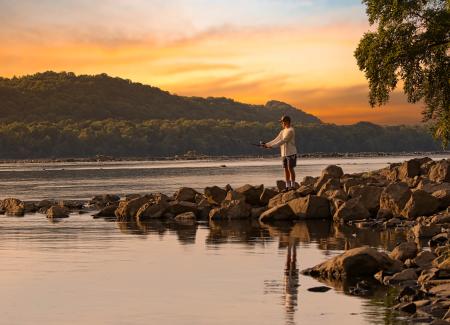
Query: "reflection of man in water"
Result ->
[[283, 236, 299, 322]]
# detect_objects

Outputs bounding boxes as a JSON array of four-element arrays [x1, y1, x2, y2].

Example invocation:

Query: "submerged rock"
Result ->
[[46, 205, 69, 219]]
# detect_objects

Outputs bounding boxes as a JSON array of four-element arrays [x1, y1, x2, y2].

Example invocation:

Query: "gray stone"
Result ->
[[429, 160, 450, 183], [333, 197, 370, 223], [379, 182, 412, 217], [175, 187, 198, 202], [401, 189, 440, 218], [412, 224, 441, 238], [204, 186, 227, 205], [390, 242, 418, 262], [46, 205, 69, 219], [288, 195, 331, 219], [302, 246, 403, 279], [259, 203, 294, 222]]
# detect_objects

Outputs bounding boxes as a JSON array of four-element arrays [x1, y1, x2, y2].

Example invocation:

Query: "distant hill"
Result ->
[[0, 71, 321, 124]]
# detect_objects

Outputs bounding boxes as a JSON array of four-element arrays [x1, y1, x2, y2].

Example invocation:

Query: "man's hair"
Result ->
[[280, 115, 291, 123]]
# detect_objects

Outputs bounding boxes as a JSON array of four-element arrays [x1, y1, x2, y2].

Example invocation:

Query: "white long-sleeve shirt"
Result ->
[[266, 127, 297, 157]]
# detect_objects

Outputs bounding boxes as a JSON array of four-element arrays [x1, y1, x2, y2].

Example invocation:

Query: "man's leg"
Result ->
[[288, 165, 296, 188], [284, 166, 291, 189]]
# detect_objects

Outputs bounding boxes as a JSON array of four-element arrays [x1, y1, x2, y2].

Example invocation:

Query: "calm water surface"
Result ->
[[0, 155, 448, 324]]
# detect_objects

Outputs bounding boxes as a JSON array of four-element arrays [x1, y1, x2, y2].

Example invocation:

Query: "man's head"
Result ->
[[280, 115, 291, 128]]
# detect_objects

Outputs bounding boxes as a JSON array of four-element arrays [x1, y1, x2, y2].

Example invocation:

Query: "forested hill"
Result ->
[[0, 71, 321, 124]]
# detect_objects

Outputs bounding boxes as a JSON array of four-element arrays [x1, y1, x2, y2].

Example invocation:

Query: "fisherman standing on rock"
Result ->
[[262, 115, 298, 192]]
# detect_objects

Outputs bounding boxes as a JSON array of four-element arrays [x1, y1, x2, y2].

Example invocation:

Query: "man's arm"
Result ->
[[265, 131, 282, 148], [266, 129, 293, 148]]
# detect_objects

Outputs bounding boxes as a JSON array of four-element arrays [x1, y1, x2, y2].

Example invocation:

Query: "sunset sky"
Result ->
[[0, 0, 424, 125]]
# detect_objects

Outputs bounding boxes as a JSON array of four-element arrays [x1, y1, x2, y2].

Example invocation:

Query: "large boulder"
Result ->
[[46, 205, 69, 219], [412, 224, 441, 238], [398, 159, 421, 180], [259, 203, 294, 222], [175, 187, 198, 203], [416, 179, 450, 194], [204, 186, 227, 205], [401, 189, 440, 218], [235, 184, 264, 206], [267, 191, 302, 208], [0, 198, 25, 216], [209, 199, 251, 220], [322, 165, 344, 179], [302, 246, 403, 279], [93, 203, 119, 218], [115, 195, 152, 221], [429, 160, 450, 183], [342, 177, 366, 194], [433, 189, 450, 209], [168, 201, 198, 215], [259, 188, 278, 206], [296, 184, 315, 196], [333, 197, 370, 223], [288, 195, 330, 219], [136, 200, 169, 220], [348, 185, 383, 214], [389, 242, 418, 262], [379, 182, 412, 217], [89, 194, 120, 209]]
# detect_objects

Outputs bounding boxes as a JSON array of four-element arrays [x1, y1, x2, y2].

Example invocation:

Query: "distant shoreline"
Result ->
[[0, 151, 448, 164]]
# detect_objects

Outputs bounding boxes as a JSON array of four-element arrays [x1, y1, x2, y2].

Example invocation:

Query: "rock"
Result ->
[[0, 198, 25, 216], [46, 205, 69, 219], [204, 186, 227, 205], [259, 203, 294, 222], [429, 283, 450, 297], [93, 203, 119, 218], [302, 246, 403, 279], [276, 180, 286, 192], [259, 188, 278, 205], [394, 302, 417, 314], [168, 201, 198, 215], [301, 176, 317, 186], [267, 191, 302, 208], [386, 268, 418, 284], [23, 201, 38, 213], [417, 179, 450, 194], [333, 197, 370, 223], [322, 165, 344, 178], [36, 199, 56, 213], [296, 184, 315, 196], [317, 178, 341, 195], [135, 200, 169, 220], [433, 189, 450, 209], [307, 286, 331, 292], [412, 224, 441, 238], [398, 159, 421, 180], [413, 251, 437, 268], [235, 184, 264, 206], [224, 190, 245, 201], [379, 182, 412, 217], [175, 187, 198, 202], [174, 211, 196, 221], [384, 217, 402, 228], [89, 194, 120, 209], [429, 160, 450, 183], [390, 242, 418, 262], [319, 188, 348, 202], [115, 195, 152, 221], [196, 198, 212, 220], [59, 200, 84, 210], [209, 199, 251, 220], [401, 189, 440, 218], [430, 213, 450, 225], [348, 185, 383, 214], [342, 177, 366, 194], [288, 195, 330, 219]]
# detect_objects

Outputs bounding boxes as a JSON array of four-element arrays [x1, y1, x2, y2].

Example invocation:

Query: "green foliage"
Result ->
[[355, 0, 450, 146], [0, 119, 442, 159], [0, 71, 321, 124]]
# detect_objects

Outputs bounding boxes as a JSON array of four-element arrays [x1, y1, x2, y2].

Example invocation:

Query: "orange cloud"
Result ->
[[0, 21, 424, 125]]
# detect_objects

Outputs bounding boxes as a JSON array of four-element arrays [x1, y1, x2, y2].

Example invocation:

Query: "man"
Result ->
[[263, 116, 298, 192]]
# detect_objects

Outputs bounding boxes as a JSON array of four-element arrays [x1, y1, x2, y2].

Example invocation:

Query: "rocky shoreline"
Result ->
[[1, 157, 449, 323]]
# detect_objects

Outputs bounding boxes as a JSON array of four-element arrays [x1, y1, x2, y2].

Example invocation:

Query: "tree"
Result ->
[[355, 0, 449, 146]]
